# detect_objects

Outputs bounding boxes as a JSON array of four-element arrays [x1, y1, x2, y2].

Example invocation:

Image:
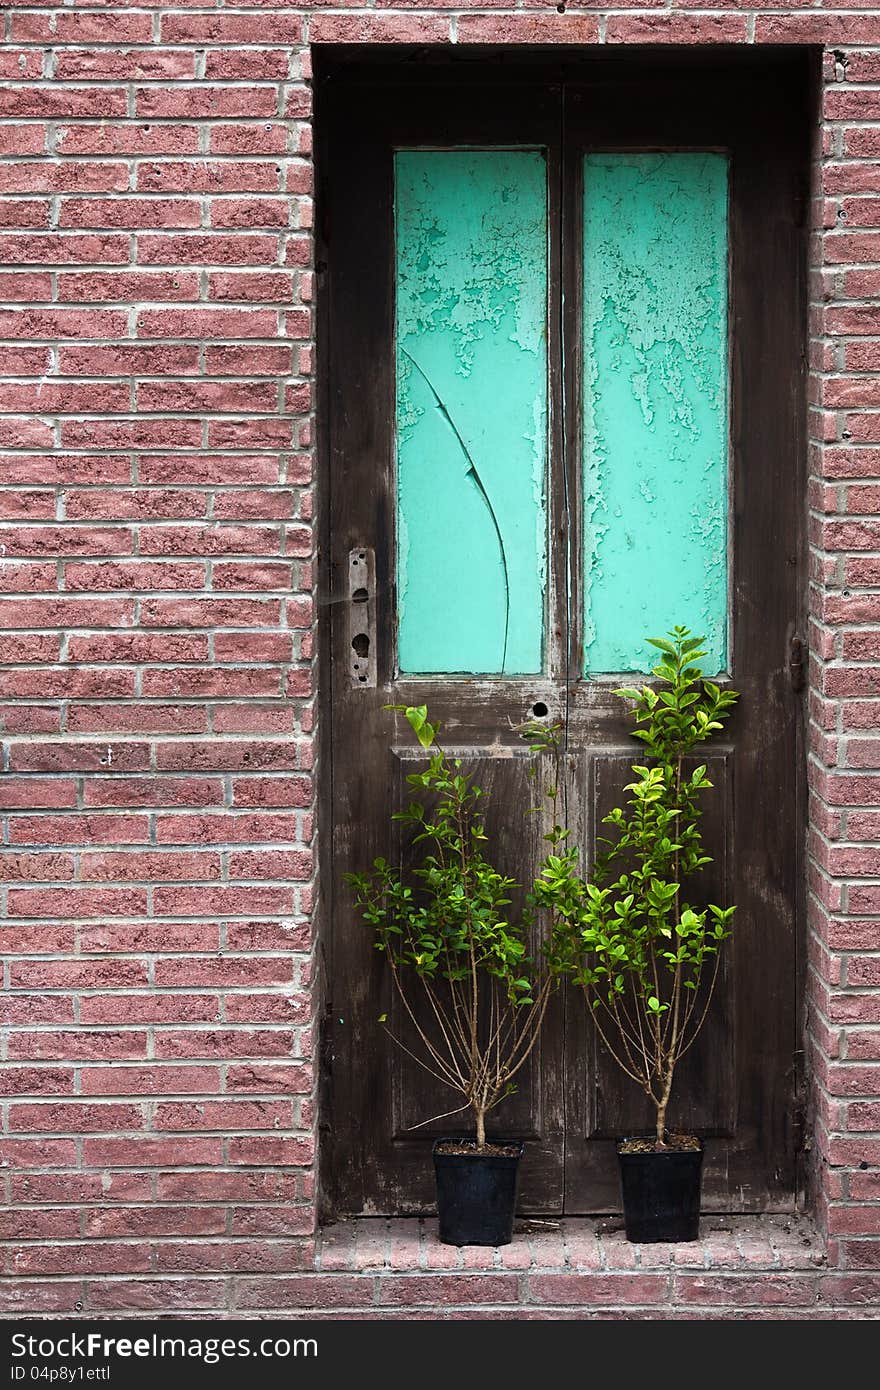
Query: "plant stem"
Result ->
[[475, 1106, 486, 1150]]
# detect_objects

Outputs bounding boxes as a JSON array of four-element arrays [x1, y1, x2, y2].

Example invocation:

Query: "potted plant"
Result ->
[[535, 628, 739, 1242], [345, 704, 563, 1246]]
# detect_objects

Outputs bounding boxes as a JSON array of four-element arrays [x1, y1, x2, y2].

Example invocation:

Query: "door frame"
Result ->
[[314, 45, 811, 1221]]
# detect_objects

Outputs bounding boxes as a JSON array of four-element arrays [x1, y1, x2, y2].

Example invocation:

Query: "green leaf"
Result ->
[[405, 705, 437, 749]]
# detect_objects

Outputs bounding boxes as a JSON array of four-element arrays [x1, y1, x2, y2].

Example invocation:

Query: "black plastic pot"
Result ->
[[616, 1138, 704, 1243], [432, 1137, 524, 1246]]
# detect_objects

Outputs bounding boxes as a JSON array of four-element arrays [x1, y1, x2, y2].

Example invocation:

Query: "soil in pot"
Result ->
[[432, 1137, 524, 1247], [617, 1134, 704, 1243]]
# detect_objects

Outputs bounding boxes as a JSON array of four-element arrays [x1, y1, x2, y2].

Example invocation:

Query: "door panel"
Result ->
[[318, 55, 807, 1218], [561, 66, 806, 1213], [321, 80, 566, 1217]]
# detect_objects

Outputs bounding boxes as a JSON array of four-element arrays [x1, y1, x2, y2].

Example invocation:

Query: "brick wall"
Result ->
[[0, 2, 878, 1318]]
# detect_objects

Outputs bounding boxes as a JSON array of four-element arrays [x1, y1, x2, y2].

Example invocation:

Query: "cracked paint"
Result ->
[[394, 150, 547, 675], [582, 153, 729, 675]]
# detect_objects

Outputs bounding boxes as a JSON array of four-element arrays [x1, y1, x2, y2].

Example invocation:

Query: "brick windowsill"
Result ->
[[316, 1213, 826, 1276], [258, 1214, 877, 1317]]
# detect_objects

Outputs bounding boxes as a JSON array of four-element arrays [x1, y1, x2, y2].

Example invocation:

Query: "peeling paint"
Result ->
[[395, 150, 547, 675], [582, 154, 729, 675]]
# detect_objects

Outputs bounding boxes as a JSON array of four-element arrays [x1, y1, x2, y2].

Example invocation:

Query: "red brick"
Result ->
[[86, 1280, 225, 1312], [79, 850, 222, 883], [11, 14, 152, 43], [820, 1275, 880, 1306], [155, 812, 298, 843], [235, 1275, 373, 1309], [0, 233, 130, 265], [226, 921, 309, 951], [0, 89, 127, 120], [0, 1139, 77, 1169], [82, 1139, 223, 1169], [79, 921, 219, 953], [0, 779, 77, 811], [1, 1210, 81, 1240], [138, 233, 279, 265], [227, 1063, 312, 1094], [137, 88, 279, 120], [320, 12, 455, 41], [0, 125, 45, 156], [80, 995, 219, 1026], [9, 814, 148, 846], [154, 1031, 293, 1061], [848, 889, 880, 917], [84, 1208, 227, 1239], [0, 1068, 74, 1097], [212, 195, 293, 230], [9, 1103, 144, 1133], [82, 777, 223, 809], [228, 1136, 313, 1167], [139, 531, 280, 561], [54, 50, 196, 82], [845, 1031, 880, 1061], [57, 124, 200, 157], [210, 125, 289, 155], [58, 270, 200, 303], [0, 1281, 85, 1314], [155, 1240, 311, 1273], [230, 1207, 314, 1236], [139, 380, 278, 413], [11, 1244, 152, 1277], [224, 994, 309, 1025], [825, 1064, 880, 1096], [7, 886, 149, 919], [0, 271, 52, 300], [61, 419, 202, 449], [214, 637, 294, 666], [9, 743, 149, 773], [673, 1274, 815, 1306], [161, 14, 303, 42], [155, 740, 297, 771], [10, 959, 148, 990], [61, 344, 200, 376], [0, 418, 54, 448], [11, 1174, 149, 1203], [827, 1204, 880, 1235], [157, 1171, 298, 1203], [0, 161, 128, 196], [152, 1100, 292, 1132], [0, 852, 75, 883], [0, 998, 75, 1026], [0, 308, 128, 340]]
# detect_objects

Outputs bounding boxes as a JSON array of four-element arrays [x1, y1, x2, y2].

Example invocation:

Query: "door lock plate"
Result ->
[[349, 547, 376, 688]]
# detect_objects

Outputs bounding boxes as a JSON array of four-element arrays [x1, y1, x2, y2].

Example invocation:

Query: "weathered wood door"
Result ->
[[318, 53, 808, 1217]]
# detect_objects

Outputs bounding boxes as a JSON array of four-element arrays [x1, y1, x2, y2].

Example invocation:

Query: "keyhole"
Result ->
[[352, 633, 370, 659]]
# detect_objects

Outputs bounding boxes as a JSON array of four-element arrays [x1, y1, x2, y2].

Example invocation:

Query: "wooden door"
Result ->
[[317, 53, 807, 1218]]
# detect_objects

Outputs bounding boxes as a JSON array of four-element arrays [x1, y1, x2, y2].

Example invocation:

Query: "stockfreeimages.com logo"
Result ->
[[11, 1333, 317, 1368]]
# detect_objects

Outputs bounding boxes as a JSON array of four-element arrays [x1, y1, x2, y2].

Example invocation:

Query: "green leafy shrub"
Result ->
[[345, 704, 561, 1150], [534, 627, 739, 1147]]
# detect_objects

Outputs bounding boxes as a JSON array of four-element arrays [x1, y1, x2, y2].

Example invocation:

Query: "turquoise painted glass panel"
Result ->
[[582, 153, 729, 675], [395, 150, 547, 675]]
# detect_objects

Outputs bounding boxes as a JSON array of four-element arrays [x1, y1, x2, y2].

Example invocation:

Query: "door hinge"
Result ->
[[788, 634, 806, 692]]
